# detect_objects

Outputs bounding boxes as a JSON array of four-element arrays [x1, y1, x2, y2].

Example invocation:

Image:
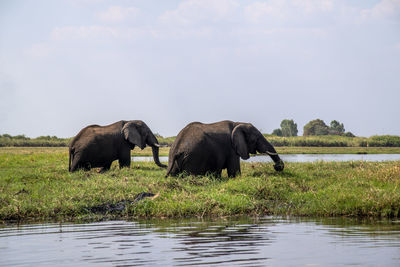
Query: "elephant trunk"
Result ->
[[147, 133, 167, 168], [257, 137, 284, 171], [68, 146, 74, 172]]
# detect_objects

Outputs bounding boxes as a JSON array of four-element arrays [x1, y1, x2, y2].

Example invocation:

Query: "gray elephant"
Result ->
[[166, 120, 284, 177], [69, 120, 166, 172]]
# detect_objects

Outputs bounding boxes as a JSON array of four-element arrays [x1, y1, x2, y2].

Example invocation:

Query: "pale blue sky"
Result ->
[[1, 0, 399, 137]]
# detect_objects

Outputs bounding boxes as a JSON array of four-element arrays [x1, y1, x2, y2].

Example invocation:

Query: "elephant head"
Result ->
[[122, 120, 167, 168], [231, 123, 284, 171]]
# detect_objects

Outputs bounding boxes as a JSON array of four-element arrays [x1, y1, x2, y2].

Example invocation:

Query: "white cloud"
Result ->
[[51, 26, 115, 40], [50, 26, 146, 41], [360, 0, 400, 20], [159, 0, 239, 25], [24, 42, 53, 58], [292, 0, 333, 13], [244, 0, 334, 24], [96, 6, 139, 23], [244, 1, 286, 23]]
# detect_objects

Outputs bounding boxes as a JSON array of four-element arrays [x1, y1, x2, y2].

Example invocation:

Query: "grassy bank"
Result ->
[[134, 146, 400, 156], [1, 146, 399, 159], [1, 147, 399, 222]]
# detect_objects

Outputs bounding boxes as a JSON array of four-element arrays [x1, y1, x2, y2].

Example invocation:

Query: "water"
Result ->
[[1, 217, 399, 266], [133, 154, 400, 163]]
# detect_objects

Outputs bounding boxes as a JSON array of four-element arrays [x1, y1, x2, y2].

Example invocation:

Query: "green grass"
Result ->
[[1, 147, 399, 222], [1, 146, 398, 159]]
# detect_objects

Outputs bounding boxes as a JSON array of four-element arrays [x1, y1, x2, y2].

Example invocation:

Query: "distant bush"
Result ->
[[265, 135, 353, 147], [280, 119, 298, 137], [303, 119, 351, 136], [303, 119, 330, 136], [272, 128, 283, 136], [157, 136, 175, 146], [0, 134, 70, 147], [366, 135, 400, 147], [271, 119, 298, 137], [263, 135, 400, 147], [343, 132, 355, 137]]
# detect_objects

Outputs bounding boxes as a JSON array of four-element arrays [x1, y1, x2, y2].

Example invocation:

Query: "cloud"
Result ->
[[24, 42, 53, 58], [360, 0, 400, 20], [292, 0, 333, 13], [50, 25, 149, 41], [244, 0, 334, 24], [51, 26, 117, 40], [159, 0, 239, 25], [96, 6, 140, 23], [244, 1, 286, 23]]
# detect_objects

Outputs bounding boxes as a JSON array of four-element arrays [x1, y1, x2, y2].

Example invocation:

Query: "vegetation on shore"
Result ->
[[265, 135, 400, 147], [1, 146, 399, 159], [2, 133, 400, 148], [1, 147, 399, 222]]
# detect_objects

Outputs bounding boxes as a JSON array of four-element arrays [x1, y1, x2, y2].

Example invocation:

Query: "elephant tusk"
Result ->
[[153, 143, 161, 147], [265, 151, 278, 156]]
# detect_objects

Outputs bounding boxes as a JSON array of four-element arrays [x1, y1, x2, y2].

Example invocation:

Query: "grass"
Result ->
[[1, 147, 399, 222], [0, 146, 398, 159]]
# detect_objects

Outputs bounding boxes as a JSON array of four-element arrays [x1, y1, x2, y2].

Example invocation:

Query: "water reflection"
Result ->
[[0, 217, 399, 266], [133, 154, 400, 163]]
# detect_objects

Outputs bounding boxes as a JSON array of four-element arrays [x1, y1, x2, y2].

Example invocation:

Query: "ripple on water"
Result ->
[[1, 217, 400, 266]]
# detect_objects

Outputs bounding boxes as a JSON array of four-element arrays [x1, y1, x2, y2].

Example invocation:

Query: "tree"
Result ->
[[303, 119, 329, 136], [272, 128, 283, 136], [330, 120, 345, 135], [280, 119, 298, 137]]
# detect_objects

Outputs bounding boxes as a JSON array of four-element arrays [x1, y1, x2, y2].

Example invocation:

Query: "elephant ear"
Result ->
[[231, 124, 250, 160], [122, 123, 144, 149]]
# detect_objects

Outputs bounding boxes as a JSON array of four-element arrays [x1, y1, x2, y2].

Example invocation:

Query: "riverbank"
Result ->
[[3, 146, 398, 158], [1, 147, 399, 222]]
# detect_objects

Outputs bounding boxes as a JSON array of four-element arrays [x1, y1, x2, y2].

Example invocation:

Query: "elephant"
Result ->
[[166, 120, 284, 177], [69, 120, 166, 172]]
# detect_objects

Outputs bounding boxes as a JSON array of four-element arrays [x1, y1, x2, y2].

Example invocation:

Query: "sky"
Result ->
[[0, 0, 399, 138]]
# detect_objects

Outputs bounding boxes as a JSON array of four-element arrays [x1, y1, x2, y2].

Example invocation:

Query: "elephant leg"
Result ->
[[83, 163, 91, 171], [70, 156, 88, 172], [99, 162, 112, 173], [118, 150, 131, 168], [227, 156, 241, 178]]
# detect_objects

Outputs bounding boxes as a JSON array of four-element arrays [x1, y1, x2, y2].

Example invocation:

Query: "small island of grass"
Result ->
[[1, 147, 399, 222]]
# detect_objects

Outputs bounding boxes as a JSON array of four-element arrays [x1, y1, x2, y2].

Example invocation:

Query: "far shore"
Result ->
[[1, 146, 400, 157]]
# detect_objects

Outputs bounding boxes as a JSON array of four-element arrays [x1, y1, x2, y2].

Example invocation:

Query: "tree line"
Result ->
[[272, 119, 355, 137]]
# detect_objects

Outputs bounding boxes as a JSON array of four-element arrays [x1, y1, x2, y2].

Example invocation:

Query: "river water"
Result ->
[[133, 154, 400, 163], [1, 217, 399, 266]]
